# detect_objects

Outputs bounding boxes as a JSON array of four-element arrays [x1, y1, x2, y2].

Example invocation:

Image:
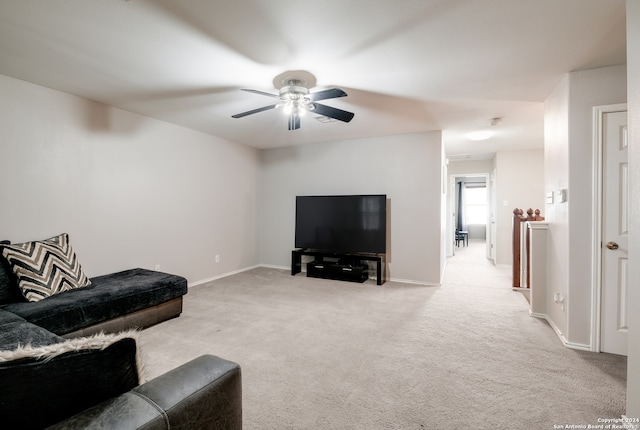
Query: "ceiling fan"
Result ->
[[231, 78, 355, 130]]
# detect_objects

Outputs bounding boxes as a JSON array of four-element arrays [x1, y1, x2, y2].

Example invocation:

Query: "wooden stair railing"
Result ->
[[512, 208, 545, 288]]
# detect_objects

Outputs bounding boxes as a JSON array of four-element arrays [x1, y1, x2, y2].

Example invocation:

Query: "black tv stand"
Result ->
[[291, 249, 385, 285]]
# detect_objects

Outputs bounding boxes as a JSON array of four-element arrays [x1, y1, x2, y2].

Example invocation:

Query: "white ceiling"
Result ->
[[0, 0, 627, 159]]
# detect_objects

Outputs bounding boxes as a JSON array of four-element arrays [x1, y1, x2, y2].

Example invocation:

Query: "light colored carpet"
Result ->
[[139, 240, 626, 429]]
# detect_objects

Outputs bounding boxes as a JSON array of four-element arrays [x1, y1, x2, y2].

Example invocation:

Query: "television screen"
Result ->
[[295, 195, 387, 254]]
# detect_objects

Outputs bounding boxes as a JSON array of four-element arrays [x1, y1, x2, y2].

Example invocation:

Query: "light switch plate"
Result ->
[[557, 189, 567, 203]]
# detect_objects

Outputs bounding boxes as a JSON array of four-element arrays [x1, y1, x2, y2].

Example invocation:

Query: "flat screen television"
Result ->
[[295, 194, 387, 254]]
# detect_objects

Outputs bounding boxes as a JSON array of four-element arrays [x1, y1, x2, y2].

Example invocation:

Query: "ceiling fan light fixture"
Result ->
[[279, 80, 309, 100], [232, 74, 354, 130], [283, 100, 307, 116]]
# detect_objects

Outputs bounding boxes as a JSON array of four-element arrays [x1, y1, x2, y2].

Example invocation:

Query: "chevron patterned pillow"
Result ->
[[0, 233, 91, 302]]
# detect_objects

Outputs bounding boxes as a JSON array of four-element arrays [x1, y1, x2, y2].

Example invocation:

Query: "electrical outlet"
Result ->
[[155, 264, 160, 271], [215, 255, 220, 263]]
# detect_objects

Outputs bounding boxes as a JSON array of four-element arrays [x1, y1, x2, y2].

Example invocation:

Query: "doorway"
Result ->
[[447, 173, 494, 261]]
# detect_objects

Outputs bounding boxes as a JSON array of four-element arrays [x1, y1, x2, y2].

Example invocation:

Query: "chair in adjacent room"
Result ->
[[455, 229, 468, 247]]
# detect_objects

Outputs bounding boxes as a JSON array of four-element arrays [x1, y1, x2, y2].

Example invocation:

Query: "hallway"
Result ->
[[439, 237, 627, 425], [446, 238, 511, 288]]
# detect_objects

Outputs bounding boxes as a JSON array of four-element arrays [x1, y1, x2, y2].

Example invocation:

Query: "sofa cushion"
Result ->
[[0, 233, 91, 302], [0, 240, 24, 305], [3, 268, 188, 335], [0, 330, 141, 429], [0, 309, 64, 351]]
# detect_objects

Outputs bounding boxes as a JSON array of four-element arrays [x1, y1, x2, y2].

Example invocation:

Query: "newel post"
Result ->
[[513, 208, 545, 289], [512, 209, 524, 288]]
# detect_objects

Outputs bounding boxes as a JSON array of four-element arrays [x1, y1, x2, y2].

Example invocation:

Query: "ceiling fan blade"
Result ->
[[306, 88, 347, 102], [231, 104, 278, 118], [241, 88, 280, 98], [310, 103, 355, 123], [288, 114, 301, 130]]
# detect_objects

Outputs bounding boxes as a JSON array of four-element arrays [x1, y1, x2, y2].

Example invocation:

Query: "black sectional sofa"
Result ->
[[0, 236, 242, 429], [3, 268, 187, 339]]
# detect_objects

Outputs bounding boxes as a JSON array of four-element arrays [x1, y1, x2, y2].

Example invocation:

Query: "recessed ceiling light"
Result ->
[[468, 130, 493, 141]]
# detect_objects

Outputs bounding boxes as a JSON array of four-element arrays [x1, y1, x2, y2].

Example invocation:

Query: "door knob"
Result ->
[[606, 241, 619, 250]]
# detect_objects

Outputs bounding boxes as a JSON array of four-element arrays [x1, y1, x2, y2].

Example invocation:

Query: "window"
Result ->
[[464, 186, 487, 225]]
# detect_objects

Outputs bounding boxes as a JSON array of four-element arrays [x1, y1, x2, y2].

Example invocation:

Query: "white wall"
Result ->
[[494, 149, 545, 265], [626, 0, 640, 416], [567, 65, 627, 347], [543, 64, 627, 349], [0, 74, 260, 284], [258, 132, 445, 285], [544, 75, 570, 338], [448, 159, 494, 175]]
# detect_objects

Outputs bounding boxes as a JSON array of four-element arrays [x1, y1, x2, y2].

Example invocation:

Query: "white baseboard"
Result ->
[[259, 264, 290, 271], [188, 265, 261, 287], [190, 264, 436, 287], [388, 277, 439, 286], [529, 310, 593, 352]]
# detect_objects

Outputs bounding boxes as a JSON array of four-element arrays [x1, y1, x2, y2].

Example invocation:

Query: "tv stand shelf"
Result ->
[[291, 249, 385, 285]]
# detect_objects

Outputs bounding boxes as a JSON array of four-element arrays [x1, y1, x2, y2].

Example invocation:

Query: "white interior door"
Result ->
[[600, 110, 628, 356]]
